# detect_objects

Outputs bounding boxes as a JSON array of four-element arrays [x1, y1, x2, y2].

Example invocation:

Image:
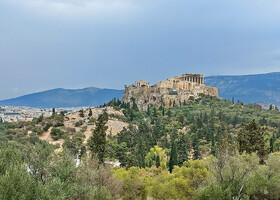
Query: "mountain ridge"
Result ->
[[1, 72, 279, 108], [0, 87, 124, 108], [205, 72, 280, 106]]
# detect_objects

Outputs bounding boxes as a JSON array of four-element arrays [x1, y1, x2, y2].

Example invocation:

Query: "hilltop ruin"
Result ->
[[121, 73, 219, 110]]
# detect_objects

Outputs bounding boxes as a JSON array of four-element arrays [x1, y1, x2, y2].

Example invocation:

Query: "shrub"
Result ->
[[43, 123, 53, 132], [75, 120, 84, 127], [50, 128, 65, 140]]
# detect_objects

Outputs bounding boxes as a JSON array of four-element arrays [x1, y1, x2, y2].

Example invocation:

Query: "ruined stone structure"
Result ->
[[135, 80, 150, 87], [122, 73, 219, 110]]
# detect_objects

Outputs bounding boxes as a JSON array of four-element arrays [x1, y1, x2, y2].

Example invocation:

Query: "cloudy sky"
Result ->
[[1, 0, 280, 99]]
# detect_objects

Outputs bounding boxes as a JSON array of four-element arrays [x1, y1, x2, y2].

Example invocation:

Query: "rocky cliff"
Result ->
[[122, 74, 219, 110]]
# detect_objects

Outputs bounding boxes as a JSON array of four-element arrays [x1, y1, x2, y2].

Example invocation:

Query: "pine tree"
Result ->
[[237, 120, 267, 163], [87, 111, 108, 163]]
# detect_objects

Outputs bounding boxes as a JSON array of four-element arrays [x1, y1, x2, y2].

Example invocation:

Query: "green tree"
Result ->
[[196, 153, 259, 200], [52, 108, 56, 115], [0, 142, 23, 175], [145, 145, 167, 169], [167, 109, 172, 118], [246, 154, 280, 199], [259, 116, 267, 126], [192, 134, 200, 160], [135, 135, 146, 168], [270, 133, 277, 153], [79, 110, 85, 118], [130, 97, 139, 111], [87, 111, 109, 163], [25, 141, 54, 183], [156, 154, 160, 168], [0, 165, 35, 200], [237, 120, 268, 163], [177, 132, 190, 166], [88, 108, 93, 117], [169, 140, 178, 173], [151, 107, 158, 124]]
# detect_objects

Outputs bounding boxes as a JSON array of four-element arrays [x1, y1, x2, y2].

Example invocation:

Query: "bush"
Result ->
[[54, 122, 64, 127], [43, 123, 53, 132], [75, 120, 84, 127], [50, 128, 65, 140]]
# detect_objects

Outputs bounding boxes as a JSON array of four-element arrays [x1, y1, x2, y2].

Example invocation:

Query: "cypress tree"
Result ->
[[192, 134, 200, 160], [270, 133, 276, 153], [169, 140, 178, 173], [177, 133, 189, 166], [210, 135, 216, 156], [147, 105, 150, 116], [151, 107, 158, 124], [167, 110, 172, 118], [135, 135, 146, 168], [156, 154, 160, 168], [87, 111, 108, 163], [88, 108, 92, 117]]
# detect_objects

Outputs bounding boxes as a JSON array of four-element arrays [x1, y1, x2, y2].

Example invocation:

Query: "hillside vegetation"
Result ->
[[0, 95, 280, 199]]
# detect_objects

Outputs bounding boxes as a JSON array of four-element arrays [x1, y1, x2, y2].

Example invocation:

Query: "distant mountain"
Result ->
[[205, 72, 280, 107], [1, 72, 279, 108], [0, 87, 124, 108]]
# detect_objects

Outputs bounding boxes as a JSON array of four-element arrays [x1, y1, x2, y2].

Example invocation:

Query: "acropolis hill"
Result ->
[[121, 73, 219, 110]]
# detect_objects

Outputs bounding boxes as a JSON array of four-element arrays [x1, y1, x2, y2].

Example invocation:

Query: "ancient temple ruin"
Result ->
[[157, 73, 204, 90], [122, 73, 219, 110]]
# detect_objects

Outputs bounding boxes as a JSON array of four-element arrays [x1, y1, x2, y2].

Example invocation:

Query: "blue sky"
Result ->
[[1, 0, 280, 99]]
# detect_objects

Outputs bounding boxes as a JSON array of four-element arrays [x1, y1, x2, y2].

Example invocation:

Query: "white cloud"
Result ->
[[5, 0, 140, 18]]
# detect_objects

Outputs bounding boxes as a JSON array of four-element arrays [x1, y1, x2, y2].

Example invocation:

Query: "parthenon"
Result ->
[[122, 73, 218, 110], [157, 73, 204, 91]]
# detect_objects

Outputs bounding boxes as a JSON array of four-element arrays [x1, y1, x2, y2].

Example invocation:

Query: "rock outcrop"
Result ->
[[122, 73, 219, 110]]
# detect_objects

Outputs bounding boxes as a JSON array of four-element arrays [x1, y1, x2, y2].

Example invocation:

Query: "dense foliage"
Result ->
[[1, 95, 280, 199]]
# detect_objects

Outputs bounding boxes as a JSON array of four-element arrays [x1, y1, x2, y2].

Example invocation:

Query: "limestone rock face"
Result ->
[[121, 73, 219, 110]]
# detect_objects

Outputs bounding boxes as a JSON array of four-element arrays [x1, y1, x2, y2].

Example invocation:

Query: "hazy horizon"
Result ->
[[1, 71, 279, 101]]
